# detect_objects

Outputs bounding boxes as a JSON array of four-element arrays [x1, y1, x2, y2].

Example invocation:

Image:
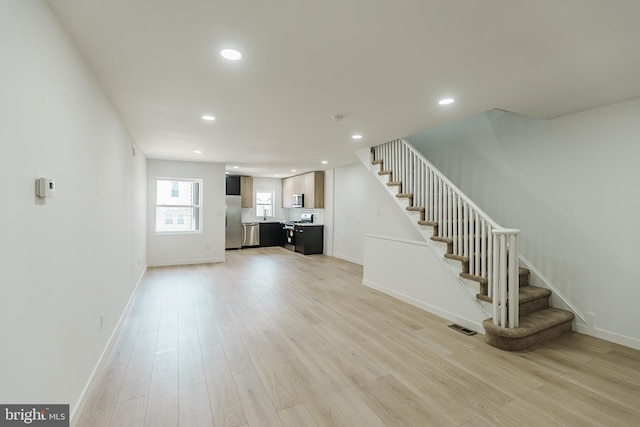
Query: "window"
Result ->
[[256, 191, 274, 218], [155, 178, 202, 233]]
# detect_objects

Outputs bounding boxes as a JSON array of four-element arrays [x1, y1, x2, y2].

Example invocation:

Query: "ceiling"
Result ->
[[47, 0, 640, 178]]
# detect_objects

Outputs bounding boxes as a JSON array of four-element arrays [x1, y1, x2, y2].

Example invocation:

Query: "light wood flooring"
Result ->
[[75, 247, 640, 426]]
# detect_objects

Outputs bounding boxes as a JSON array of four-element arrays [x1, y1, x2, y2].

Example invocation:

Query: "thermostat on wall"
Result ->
[[36, 178, 56, 198]]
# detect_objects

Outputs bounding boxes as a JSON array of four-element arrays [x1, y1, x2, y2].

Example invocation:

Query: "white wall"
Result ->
[[406, 100, 640, 348], [0, 0, 146, 414], [327, 162, 423, 264], [325, 162, 486, 330], [147, 160, 226, 266], [363, 235, 490, 331]]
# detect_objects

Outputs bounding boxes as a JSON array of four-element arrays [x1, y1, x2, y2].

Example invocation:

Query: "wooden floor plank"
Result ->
[[234, 370, 283, 427], [391, 364, 476, 425], [76, 248, 640, 427], [241, 335, 302, 410], [109, 396, 146, 427], [221, 337, 255, 375], [144, 350, 179, 427], [117, 333, 157, 403], [104, 315, 142, 366], [75, 363, 126, 427], [200, 344, 247, 427], [178, 382, 213, 427], [277, 404, 318, 427], [328, 387, 386, 427], [279, 358, 353, 427]]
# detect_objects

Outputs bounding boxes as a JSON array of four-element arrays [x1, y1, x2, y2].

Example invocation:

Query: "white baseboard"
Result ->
[[574, 321, 640, 350], [362, 278, 485, 335], [332, 253, 363, 265], [70, 266, 147, 426], [147, 257, 225, 267]]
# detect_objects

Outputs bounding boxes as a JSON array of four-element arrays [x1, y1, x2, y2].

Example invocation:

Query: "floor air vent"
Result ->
[[447, 324, 477, 336]]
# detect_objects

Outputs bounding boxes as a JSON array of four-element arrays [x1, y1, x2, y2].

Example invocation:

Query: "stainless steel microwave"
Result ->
[[292, 194, 304, 207]]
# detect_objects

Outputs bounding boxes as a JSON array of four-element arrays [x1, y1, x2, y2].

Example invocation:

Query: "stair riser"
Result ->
[[519, 296, 550, 317], [476, 293, 551, 313]]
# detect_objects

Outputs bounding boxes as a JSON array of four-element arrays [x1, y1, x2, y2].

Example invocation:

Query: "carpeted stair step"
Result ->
[[378, 170, 393, 176], [432, 235, 453, 243], [515, 285, 551, 315], [478, 267, 529, 295], [482, 307, 575, 351], [443, 252, 465, 261], [459, 272, 488, 285], [405, 206, 425, 221], [476, 285, 551, 316], [372, 159, 383, 165], [396, 193, 414, 204], [386, 181, 402, 190]]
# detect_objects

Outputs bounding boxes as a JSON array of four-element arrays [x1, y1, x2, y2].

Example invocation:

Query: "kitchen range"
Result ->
[[283, 213, 324, 255]]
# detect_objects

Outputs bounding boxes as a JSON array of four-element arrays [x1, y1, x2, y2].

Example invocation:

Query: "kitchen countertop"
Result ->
[[241, 220, 324, 226]]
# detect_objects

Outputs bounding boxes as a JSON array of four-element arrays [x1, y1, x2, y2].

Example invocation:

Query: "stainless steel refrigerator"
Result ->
[[225, 196, 242, 249]]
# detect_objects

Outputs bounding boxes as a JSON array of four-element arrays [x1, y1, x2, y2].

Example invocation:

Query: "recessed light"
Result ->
[[291, 169, 297, 172], [352, 134, 363, 140], [321, 160, 328, 164], [225, 171, 229, 175], [232, 165, 239, 169], [202, 115, 216, 121], [438, 98, 455, 105], [220, 49, 242, 60], [194, 150, 202, 154]]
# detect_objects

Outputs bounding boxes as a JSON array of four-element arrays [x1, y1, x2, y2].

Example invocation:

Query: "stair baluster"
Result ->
[[371, 139, 522, 328], [369, 138, 575, 350]]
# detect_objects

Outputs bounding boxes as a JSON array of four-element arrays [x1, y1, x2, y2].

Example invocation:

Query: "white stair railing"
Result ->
[[372, 139, 520, 328]]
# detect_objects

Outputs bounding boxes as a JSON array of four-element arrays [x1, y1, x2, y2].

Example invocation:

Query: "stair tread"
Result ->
[[459, 272, 488, 285], [372, 159, 383, 165], [406, 206, 425, 211], [476, 285, 550, 304], [418, 220, 438, 226], [444, 252, 464, 260], [482, 307, 574, 339], [396, 193, 413, 198], [518, 285, 551, 303]]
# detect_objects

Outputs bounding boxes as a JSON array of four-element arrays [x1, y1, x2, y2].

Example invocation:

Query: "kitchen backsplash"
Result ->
[[241, 208, 324, 224]]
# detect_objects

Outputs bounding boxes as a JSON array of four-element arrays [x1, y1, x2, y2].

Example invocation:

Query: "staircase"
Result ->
[[369, 139, 574, 351]]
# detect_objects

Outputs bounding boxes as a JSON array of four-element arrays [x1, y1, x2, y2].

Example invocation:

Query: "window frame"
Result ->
[[255, 190, 275, 218], [155, 177, 203, 234]]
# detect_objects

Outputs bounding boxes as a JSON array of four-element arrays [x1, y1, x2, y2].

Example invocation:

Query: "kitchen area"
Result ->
[[225, 171, 325, 255]]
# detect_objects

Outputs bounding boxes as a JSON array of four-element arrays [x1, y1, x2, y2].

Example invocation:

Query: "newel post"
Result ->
[[491, 229, 521, 328]]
